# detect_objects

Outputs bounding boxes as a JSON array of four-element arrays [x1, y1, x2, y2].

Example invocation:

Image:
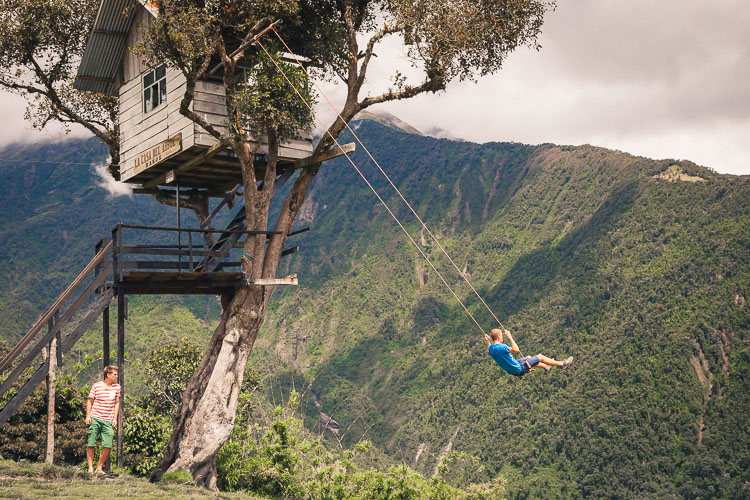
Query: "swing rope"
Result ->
[[254, 27, 533, 368], [267, 29, 508, 332], [254, 35, 486, 336]]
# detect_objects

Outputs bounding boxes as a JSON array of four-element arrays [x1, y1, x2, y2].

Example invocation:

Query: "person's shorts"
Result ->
[[87, 417, 114, 448], [513, 356, 540, 376]]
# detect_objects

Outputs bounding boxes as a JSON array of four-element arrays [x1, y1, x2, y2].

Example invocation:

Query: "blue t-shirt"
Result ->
[[488, 343, 522, 375]]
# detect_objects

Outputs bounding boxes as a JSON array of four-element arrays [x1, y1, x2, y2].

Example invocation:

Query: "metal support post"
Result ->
[[116, 291, 125, 468]]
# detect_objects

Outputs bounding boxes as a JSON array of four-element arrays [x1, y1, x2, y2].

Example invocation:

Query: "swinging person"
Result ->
[[484, 328, 572, 377]]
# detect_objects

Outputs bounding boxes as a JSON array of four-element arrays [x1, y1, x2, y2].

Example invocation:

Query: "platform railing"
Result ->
[[110, 223, 282, 282]]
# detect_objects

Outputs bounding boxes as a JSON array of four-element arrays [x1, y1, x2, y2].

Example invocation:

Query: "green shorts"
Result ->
[[87, 417, 114, 448]]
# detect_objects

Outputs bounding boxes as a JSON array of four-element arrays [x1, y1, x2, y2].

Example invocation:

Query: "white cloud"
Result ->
[[93, 163, 132, 197], [356, 0, 750, 175], [2, 0, 748, 175]]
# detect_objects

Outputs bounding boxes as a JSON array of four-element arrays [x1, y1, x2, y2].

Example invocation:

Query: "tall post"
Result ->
[[96, 238, 111, 367], [176, 181, 182, 272], [103, 307, 110, 367], [102, 305, 110, 472], [116, 291, 125, 468], [96, 238, 112, 471], [45, 311, 58, 464]]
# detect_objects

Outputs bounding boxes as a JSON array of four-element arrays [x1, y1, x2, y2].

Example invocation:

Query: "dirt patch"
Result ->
[[652, 165, 707, 183]]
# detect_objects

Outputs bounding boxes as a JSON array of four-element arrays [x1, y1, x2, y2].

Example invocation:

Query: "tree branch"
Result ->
[[355, 25, 400, 92], [359, 77, 445, 109]]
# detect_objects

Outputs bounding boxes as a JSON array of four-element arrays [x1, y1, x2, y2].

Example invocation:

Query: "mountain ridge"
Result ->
[[0, 117, 748, 497]]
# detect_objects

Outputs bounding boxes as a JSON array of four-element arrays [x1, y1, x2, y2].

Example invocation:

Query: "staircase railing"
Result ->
[[0, 241, 116, 424], [0, 240, 113, 375]]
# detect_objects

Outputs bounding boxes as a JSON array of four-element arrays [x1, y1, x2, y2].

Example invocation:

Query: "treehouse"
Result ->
[[73, 0, 313, 192], [1, 0, 364, 467]]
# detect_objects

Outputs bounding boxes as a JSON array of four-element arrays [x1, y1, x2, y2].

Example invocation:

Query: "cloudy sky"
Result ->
[[1, 0, 748, 175], [331, 0, 750, 175]]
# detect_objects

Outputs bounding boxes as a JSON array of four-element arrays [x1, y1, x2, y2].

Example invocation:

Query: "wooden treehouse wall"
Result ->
[[119, 3, 312, 184]]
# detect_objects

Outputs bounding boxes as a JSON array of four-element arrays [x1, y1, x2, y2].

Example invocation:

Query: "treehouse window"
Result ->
[[143, 65, 167, 114], [236, 66, 254, 86]]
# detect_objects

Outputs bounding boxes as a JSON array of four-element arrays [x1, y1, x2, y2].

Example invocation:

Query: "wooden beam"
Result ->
[[252, 273, 298, 286], [201, 184, 241, 229], [120, 260, 241, 270], [293, 143, 355, 169], [289, 226, 311, 237], [116, 291, 125, 468], [120, 246, 230, 258], [281, 246, 299, 257], [132, 187, 231, 198], [0, 242, 112, 374], [141, 143, 228, 189]]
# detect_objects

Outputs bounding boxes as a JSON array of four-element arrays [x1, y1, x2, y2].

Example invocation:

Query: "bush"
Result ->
[[122, 408, 171, 476], [0, 375, 88, 464], [216, 393, 493, 498]]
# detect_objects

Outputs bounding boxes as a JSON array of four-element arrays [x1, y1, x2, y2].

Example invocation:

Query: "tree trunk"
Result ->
[[45, 338, 57, 464], [151, 285, 270, 488]]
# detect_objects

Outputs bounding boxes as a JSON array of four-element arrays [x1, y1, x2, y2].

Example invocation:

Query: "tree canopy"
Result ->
[[0, 0, 119, 176]]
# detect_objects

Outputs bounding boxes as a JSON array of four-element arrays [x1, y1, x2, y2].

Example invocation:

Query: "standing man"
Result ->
[[85, 365, 120, 475], [485, 328, 572, 377]]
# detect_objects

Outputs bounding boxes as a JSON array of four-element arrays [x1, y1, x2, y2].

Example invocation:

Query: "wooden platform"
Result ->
[[120, 271, 244, 295], [126, 142, 356, 192], [124, 144, 286, 191]]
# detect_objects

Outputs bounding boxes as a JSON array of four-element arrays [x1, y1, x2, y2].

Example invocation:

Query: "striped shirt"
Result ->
[[88, 382, 121, 421]]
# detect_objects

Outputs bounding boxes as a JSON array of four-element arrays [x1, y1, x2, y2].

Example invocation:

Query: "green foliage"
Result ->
[[390, 0, 552, 84], [142, 338, 203, 414], [137, 0, 299, 77], [216, 392, 499, 498], [0, 0, 118, 172], [122, 408, 172, 476], [122, 339, 203, 476], [0, 376, 88, 464], [160, 468, 194, 485], [231, 46, 316, 144]]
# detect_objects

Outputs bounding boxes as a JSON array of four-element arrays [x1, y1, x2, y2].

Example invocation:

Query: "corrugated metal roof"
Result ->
[[74, 0, 141, 95]]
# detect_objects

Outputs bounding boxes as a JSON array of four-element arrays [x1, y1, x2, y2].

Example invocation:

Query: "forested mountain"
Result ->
[[0, 117, 748, 497]]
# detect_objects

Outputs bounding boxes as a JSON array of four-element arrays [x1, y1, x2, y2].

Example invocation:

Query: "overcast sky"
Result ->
[[1, 0, 748, 175]]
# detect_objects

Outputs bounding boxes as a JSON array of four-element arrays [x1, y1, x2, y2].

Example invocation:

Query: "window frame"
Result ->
[[142, 65, 167, 114]]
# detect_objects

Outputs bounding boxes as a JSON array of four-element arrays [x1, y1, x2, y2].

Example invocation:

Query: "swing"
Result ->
[[253, 25, 539, 366]]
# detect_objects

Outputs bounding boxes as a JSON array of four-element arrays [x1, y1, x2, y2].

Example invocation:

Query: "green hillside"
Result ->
[[0, 138, 216, 391], [0, 120, 748, 497], [257, 120, 750, 497]]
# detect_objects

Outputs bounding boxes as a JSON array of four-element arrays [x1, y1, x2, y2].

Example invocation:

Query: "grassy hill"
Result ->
[[0, 120, 748, 497], [0, 138, 217, 392], [256, 120, 750, 497]]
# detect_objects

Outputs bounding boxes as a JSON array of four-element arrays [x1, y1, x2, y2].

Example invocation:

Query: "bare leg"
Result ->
[[87, 447, 95, 473], [538, 362, 552, 371], [96, 447, 111, 472], [538, 354, 563, 367]]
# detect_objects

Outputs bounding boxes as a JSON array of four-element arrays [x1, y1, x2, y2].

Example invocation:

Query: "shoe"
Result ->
[[104, 472, 119, 479], [542, 364, 551, 371], [561, 356, 573, 368]]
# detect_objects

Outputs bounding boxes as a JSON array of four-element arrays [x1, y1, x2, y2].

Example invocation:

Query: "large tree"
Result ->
[[0, 0, 220, 219], [137, 0, 554, 488], [0, 0, 119, 176]]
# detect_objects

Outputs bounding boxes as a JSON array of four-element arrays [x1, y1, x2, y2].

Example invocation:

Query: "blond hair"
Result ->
[[490, 328, 503, 341], [103, 365, 118, 380]]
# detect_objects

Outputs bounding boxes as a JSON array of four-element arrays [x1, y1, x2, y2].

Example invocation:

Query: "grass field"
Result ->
[[0, 460, 259, 499]]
